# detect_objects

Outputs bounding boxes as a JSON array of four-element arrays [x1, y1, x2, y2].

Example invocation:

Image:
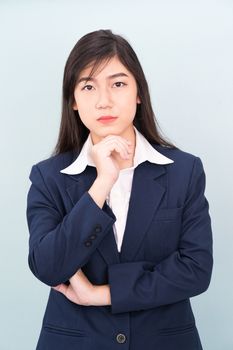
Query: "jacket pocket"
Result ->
[[154, 206, 183, 221], [43, 323, 87, 337], [157, 322, 196, 336]]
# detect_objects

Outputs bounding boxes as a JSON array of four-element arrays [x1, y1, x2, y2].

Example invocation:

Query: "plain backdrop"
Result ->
[[0, 1, 232, 349]]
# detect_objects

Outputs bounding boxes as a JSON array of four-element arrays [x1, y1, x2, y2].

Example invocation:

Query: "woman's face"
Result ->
[[73, 55, 141, 144]]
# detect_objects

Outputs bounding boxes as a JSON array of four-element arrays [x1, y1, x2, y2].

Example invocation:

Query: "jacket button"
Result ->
[[89, 234, 97, 240], [94, 225, 102, 233], [116, 333, 126, 344], [84, 240, 92, 247]]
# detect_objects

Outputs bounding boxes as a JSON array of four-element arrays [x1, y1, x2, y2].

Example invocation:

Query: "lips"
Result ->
[[97, 116, 117, 120]]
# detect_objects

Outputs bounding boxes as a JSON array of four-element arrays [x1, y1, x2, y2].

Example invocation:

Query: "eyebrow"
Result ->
[[77, 72, 129, 85]]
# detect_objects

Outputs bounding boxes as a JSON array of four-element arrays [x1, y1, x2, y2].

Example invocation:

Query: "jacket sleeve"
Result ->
[[26, 164, 116, 286], [108, 157, 213, 314]]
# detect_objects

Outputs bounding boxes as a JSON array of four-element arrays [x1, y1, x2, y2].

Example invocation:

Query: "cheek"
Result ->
[[118, 94, 137, 115], [123, 101, 137, 120], [75, 96, 93, 117], [77, 107, 93, 128]]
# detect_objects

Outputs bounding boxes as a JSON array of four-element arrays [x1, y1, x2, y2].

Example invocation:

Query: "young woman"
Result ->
[[26, 29, 213, 350]]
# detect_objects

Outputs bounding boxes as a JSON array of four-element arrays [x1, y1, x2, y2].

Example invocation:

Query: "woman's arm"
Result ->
[[27, 136, 131, 287], [107, 157, 213, 314], [52, 269, 111, 306], [27, 164, 116, 286], [53, 156, 213, 312]]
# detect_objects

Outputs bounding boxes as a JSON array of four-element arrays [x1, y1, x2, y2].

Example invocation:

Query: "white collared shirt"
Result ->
[[60, 126, 173, 252]]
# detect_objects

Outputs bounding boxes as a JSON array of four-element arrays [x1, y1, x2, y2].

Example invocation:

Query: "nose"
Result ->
[[95, 87, 113, 109]]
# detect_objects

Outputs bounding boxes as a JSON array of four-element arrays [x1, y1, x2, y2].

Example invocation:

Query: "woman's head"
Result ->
[[53, 29, 175, 155], [73, 55, 141, 145]]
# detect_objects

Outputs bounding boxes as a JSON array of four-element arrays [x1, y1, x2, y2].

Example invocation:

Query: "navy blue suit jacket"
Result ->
[[26, 144, 213, 350]]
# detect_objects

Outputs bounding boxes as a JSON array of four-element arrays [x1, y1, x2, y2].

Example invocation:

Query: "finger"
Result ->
[[100, 136, 132, 155], [109, 139, 133, 155], [93, 136, 132, 160], [70, 269, 86, 284], [74, 268, 86, 278], [108, 139, 132, 158], [103, 135, 132, 149], [102, 134, 131, 142], [75, 269, 92, 284], [107, 142, 129, 159], [52, 284, 68, 295]]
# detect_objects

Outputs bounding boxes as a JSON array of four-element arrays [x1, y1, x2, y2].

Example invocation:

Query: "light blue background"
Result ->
[[0, 1, 232, 349]]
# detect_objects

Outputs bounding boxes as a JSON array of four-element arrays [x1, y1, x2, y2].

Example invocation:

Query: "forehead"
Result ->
[[80, 56, 131, 78]]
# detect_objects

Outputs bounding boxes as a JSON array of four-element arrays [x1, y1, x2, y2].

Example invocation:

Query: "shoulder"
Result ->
[[35, 150, 75, 171], [153, 144, 198, 163], [28, 150, 77, 183], [153, 144, 203, 168], [152, 144, 206, 180]]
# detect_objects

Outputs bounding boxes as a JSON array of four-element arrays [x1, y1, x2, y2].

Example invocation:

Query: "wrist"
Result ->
[[95, 177, 114, 191]]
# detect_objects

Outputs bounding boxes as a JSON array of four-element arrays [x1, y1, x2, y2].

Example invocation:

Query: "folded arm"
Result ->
[[27, 165, 115, 286], [108, 157, 213, 314]]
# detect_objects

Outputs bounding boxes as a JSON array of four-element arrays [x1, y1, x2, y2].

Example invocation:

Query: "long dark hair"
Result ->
[[52, 29, 176, 156]]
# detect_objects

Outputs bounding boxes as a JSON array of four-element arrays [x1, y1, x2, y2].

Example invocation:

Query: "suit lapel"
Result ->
[[64, 162, 166, 265], [119, 162, 166, 262], [65, 166, 97, 204]]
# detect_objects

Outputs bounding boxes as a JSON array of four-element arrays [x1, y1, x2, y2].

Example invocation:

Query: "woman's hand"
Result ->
[[87, 135, 133, 208], [52, 269, 111, 306], [90, 135, 133, 185]]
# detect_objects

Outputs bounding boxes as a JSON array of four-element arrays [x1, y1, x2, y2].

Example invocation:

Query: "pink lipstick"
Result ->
[[97, 116, 118, 123]]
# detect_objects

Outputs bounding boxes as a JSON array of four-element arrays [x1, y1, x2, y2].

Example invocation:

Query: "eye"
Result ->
[[82, 84, 94, 91], [113, 82, 126, 88]]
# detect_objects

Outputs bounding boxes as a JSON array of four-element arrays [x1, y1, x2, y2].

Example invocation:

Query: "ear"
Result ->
[[73, 102, 78, 110], [137, 96, 141, 104]]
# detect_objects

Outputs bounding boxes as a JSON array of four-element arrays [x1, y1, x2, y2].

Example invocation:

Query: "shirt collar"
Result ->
[[60, 126, 174, 175]]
